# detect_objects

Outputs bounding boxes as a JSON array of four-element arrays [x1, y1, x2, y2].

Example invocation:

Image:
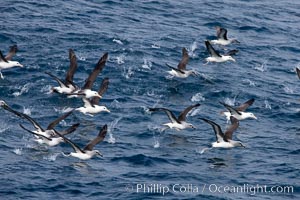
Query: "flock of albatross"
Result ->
[[0, 26, 293, 160]]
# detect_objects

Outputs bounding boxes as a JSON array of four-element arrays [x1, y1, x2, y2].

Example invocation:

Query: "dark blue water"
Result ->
[[0, 0, 299, 199]]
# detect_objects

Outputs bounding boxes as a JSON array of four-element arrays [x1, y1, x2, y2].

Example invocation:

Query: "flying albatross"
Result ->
[[75, 77, 110, 116], [45, 49, 79, 94], [199, 116, 245, 153], [211, 26, 240, 46], [67, 52, 108, 99], [165, 47, 197, 78], [0, 45, 23, 79], [0, 100, 79, 139], [220, 99, 257, 121], [149, 103, 200, 131], [204, 40, 238, 64], [57, 124, 108, 160]]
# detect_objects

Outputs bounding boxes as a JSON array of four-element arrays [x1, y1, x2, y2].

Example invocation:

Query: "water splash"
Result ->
[[153, 140, 160, 148], [264, 100, 272, 109], [188, 41, 197, 57], [13, 148, 22, 155], [43, 153, 60, 161], [283, 85, 294, 94], [141, 58, 152, 70], [254, 60, 268, 72], [191, 93, 205, 102], [113, 38, 124, 45], [151, 43, 160, 49], [242, 79, 256, 86], [123, 66, 134, 79], [40, 85, 52, 94], [108, 117, 122, 144], [116, 54, 126, 64], [23, 107, 32, 115], [12, 83, 33, 97]]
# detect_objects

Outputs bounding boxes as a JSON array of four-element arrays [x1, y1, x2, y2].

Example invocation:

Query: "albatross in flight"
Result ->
[[165, 47, 197, 78], [75, 77, 110, 116], [0, 45, 23, 79], [149, 103, 200, 131], [210, 26, 240, 46], [199, 116, 245, 153], [45, 49, 79, 94], [204, 40, 238, 64], [68, 52, 108, 99], [220, 99, 257, 121], [57, 124, 108, 160]]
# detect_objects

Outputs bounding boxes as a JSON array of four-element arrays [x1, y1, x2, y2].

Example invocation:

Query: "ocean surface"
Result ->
[[0, 0, 299, 199]]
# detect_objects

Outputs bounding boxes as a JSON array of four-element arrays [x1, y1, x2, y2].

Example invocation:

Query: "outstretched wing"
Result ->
[[224, 116, 239, 140], [0, 51, 8, 62], [54, 129, 84, 153], [296, 68, 300, 80], [45, 72, 67, 88], [225, 49, 238, 56], [177, 47, 189, 71], [83, 124, 107, 151], [236, 98, 255, 112], [65, 49, 78, 84], [5, 45, 18, 60], [46, 110, 74, 130], [19, 124, 52, 141], [90, 78, 109, 106], [199, 118, 224, 143], [83, 52, 108, 90], [178, 103, 200, 122], [166, 63, 185, 74], [220, 102, 242, 116], [216, 26, 228, 40], [59, 123, 80, 135], [149, 107, 179, 124], [205, 41, 221, 57]]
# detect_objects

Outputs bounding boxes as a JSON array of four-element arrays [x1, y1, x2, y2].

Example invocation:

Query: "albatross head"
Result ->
[[94, 150, 103, 157], [0, 100, 8, 107]]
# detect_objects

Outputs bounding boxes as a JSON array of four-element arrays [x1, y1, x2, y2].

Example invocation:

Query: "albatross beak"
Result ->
[[97, 94, 102, 98], [106, 109, 111, 113]]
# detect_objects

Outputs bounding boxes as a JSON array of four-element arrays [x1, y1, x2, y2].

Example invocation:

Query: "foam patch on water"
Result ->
[[123, 66, 134, 79], [40, 85, 52, 94], [191, 93, 205, 102], [224, 97, 236, 106], [151, 43, 160, 49], [116, 54, 126, 64], [254, 60, 268, 72], [0, 124, 9, 133], [153, 140, 160, 148], [283, 85, 294, 94], [242, 79, 256, 86]]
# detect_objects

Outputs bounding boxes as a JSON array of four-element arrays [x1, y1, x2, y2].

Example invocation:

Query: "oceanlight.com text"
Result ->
[[125, 183, 294, 196]]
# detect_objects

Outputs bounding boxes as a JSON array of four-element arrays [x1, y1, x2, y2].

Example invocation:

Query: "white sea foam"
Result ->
[[141, 58, 152, 70], [13, 148, 22, 155], [191, 93, 205, 102], [13, 83, 32, 97], [23, 107, 32, 115], [113, 38, 124, 45]]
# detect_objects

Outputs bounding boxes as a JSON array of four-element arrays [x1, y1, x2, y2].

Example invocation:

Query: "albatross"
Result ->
[[57, 124, 108, 160], [45, 49, 79, 94], [0, 100, 79, 138], [211, 26, 240, 46], [68, 52, 108, 99], [199, 116, 245, 152], [0, 45, 23, 79], [204, 40, 238, 64], [149, 103, 200, 131], [165, 47, 197, 78], [75, 77, 110, 116], [220, 99, 257, 121]]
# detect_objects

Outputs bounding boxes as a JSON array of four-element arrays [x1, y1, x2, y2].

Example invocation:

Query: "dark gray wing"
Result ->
[[224, 116, 239, 140], [216, 26, 228, 40], [19, 124, 52, 141], [149, 107, 180, 124], [225, 49, 238, 56], [220, 102, 242, 116], [5, 45, 18, 61], [90, 78, 109, 106], [1, 103, 44, 132], [178, 103, 200, 122], [199, 118, 224, 143], [205, 41, 221, 57], [65, 49, 78, 84], [177, 47, 189, 71], [46, 110, 73, 130], [54, 129, 85, 153], [296, 68, 300, 80], [45, 72, 67, 88], [83, 124, 107, 151], [0, 51, 8, 62], [83, 52, 108, 90], [166, 63, 185, 74], [236, 98, 255, 112], [59, 123, 80, 135]]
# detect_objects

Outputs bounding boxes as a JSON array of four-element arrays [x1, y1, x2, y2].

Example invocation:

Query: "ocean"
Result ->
[[0, 0, 299, 199]]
